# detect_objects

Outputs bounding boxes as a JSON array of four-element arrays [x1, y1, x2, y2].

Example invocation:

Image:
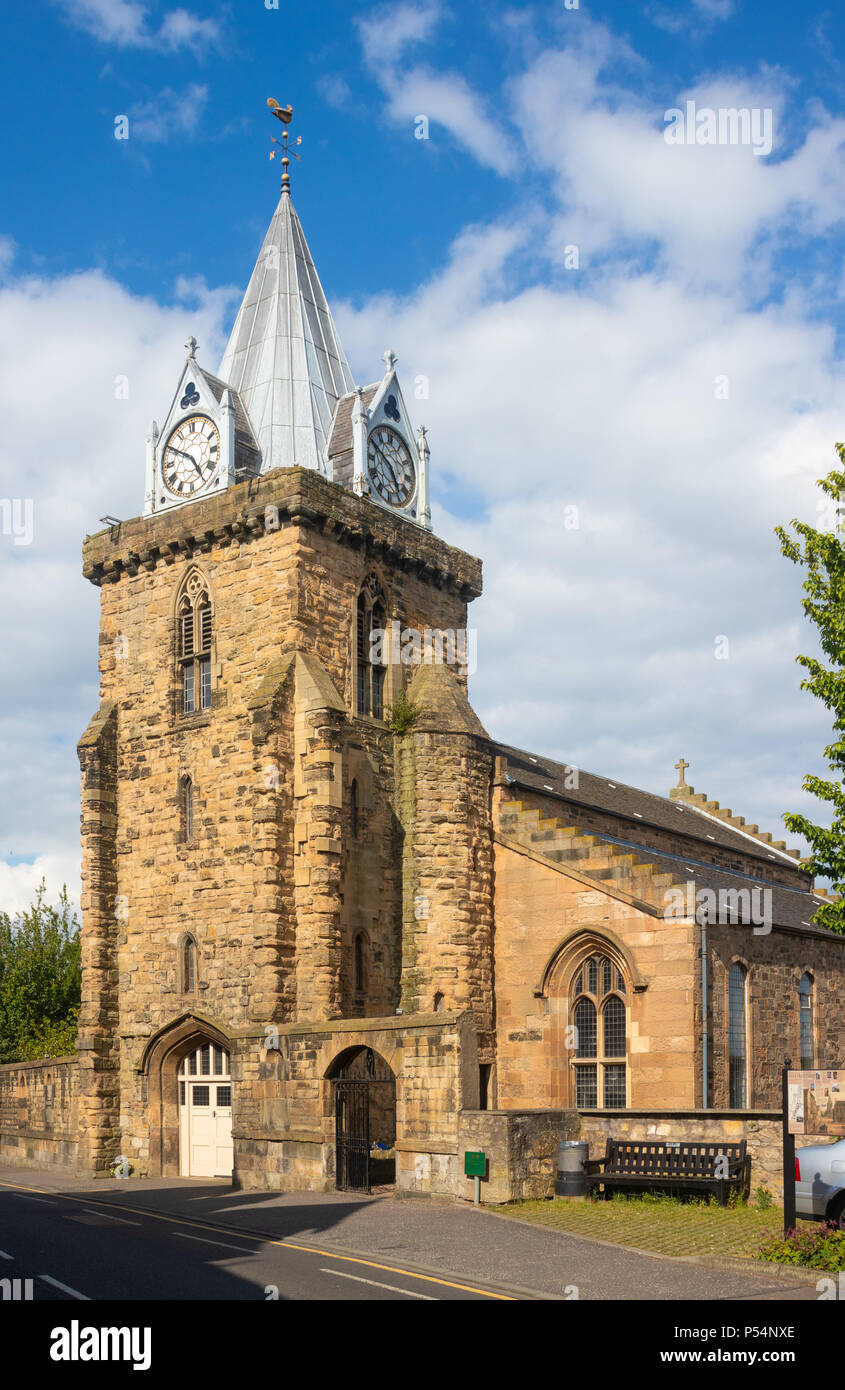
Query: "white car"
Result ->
[[795, 1137, 845, 1227]]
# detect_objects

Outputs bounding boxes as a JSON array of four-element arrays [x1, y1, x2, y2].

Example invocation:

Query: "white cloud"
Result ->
[[357, 0, 501, 165], [317, 74, 352, 110], [358, 0, 441, 66], [380, 67, 500, 168], [51, 0, 222, 50], [0, 263, 236, 907], [129, 84, 209, 143], [0, 857, 82, 921], [335, 202, 843, 842]]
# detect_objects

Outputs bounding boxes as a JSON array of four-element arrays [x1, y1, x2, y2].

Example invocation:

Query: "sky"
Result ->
[[2, 0, 845, 914]]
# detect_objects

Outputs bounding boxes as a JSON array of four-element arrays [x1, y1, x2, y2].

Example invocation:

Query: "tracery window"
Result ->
[[177, 570, 213, 714], [355, 575, 386, 719], [571, 954, 627, 1109]]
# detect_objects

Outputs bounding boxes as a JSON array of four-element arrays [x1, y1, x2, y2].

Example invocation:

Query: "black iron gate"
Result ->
[[334, 1077, 371, 1192], [333, 1047, 394, 1193]]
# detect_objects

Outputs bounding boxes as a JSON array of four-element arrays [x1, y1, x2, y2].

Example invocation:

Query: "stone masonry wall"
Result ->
[[230, 1011, 476, 1196], [397, 729, 495, 1056], [707, 924, 845, 1110], [458, 1109, 580, 1203], [578, 1110, 832, 1203], [0, 1057, 79, 1170], [493, 839, 698, 1111], [78, 467, 482, 1172]]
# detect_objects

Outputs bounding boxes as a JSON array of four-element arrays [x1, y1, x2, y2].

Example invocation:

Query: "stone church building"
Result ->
[[4, 160, 845, 1201]]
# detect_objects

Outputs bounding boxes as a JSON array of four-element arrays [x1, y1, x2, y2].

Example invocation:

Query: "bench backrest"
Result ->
[[604, 1138, 746, 1178]]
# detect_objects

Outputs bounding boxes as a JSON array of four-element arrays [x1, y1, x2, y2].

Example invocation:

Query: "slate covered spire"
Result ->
[[218, 189, 355, 474]]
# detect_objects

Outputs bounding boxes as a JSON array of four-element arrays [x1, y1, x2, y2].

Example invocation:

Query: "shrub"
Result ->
[[758, 1223, 845, 1272], [386, 688, 420, 735]]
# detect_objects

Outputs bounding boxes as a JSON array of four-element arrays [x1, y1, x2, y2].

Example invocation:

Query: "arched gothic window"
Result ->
[[180, 935, 197, 994], [571, 954, 627, 1109], [728, 962, 748, 1108], [355, 575, 386, 719], [799, 972, 814, 1070], [181, 775, 194, 842], [177, 570, 213, 713]]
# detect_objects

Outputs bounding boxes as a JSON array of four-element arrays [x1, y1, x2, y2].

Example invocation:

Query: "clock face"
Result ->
[[367, 426, 416, 508], [161, 415, 220, 498]]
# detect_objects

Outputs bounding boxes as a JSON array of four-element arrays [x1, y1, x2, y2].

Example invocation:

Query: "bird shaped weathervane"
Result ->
[[267, 98, 302, 192]]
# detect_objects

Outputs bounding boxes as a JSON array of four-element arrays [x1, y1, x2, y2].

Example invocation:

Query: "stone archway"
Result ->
[[326, 1046, 396, 1192], [139, 1014, 232, 1178]]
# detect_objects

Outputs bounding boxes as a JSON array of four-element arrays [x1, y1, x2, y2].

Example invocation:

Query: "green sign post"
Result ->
[[465, 1150, 487, 1204]]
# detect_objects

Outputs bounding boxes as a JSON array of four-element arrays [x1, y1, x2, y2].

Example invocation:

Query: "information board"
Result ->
[[787, 1068, 845, 1136]]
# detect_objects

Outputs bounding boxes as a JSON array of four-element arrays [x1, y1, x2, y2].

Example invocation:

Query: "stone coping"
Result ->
[[0, 1055, 78, 1073], [232, 1133, 458, 1155], [580, 1109, 783, 1120], [233, 1010, 465, 1040], [82, 466, 482, 600]]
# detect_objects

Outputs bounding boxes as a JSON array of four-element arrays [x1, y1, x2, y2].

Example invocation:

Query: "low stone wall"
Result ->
[[0, 1056, 80, 1171], [231, 1011, 477, 1198], [578, 1110, 830, 1202], [458, 1110, 580, 1203]]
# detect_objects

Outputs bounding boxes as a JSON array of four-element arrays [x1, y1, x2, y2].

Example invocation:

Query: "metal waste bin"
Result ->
[[555, 1140, 588, 1197]]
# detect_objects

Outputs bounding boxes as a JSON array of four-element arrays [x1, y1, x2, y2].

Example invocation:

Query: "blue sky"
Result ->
[[3, 0, 845, 910]]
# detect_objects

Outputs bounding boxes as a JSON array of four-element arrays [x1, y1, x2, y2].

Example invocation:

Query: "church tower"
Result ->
[[76, 106, 492, 1191]]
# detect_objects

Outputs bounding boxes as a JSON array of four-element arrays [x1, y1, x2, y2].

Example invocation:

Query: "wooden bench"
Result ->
[[584, 1138, 749, 1205]]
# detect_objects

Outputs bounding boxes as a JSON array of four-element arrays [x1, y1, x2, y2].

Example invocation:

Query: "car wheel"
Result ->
[[829, 1195, 845, 1230]]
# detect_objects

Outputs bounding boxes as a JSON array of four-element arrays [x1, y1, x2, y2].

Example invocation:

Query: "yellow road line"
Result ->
[[0, 1177, 514, 1300]]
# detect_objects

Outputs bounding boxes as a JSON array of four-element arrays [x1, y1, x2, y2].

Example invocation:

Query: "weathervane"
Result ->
[[267, 99, 302, 193]]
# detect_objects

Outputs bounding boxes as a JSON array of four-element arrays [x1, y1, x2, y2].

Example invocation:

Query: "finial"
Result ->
[[674, 757, 690, 789], [185, 335, 198, 359], [267, 98, 302, 194], [383, 348, 398, 372]]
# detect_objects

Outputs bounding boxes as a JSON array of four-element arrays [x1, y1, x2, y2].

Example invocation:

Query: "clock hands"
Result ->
[[370, 439, 401, 492], [167, 444, 205, 478]]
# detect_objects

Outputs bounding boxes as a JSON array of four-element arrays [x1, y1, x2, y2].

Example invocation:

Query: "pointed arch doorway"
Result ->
[[328, 1047, 396, 1192], [178, 1042, 233, 1178]]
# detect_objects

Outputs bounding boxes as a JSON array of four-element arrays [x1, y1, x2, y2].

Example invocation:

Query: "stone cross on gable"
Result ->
[[185, 336, 198, 360], [674, 757, 690, 788], [383, 348, 397, 372]]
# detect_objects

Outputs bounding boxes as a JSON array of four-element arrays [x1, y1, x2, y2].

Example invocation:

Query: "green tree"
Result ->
[[776, 444, 845, 934], [0, 881, 81, 1062]]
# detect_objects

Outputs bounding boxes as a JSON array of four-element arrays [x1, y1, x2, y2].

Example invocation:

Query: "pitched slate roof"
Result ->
[[496, 742, 802, 872], [218, 191, 355, 474]]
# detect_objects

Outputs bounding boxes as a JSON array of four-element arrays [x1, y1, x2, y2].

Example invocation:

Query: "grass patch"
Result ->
[[498, 1191, 818, 1262]]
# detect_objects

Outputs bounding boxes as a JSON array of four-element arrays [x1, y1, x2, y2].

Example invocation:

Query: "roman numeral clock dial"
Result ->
[[161, 415, 220, 498], [367, 426, 416, 508]]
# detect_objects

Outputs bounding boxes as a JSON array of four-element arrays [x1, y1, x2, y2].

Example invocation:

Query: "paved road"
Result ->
[[0, 1180, 510, 1301], [0, 1170, 820, 1302]]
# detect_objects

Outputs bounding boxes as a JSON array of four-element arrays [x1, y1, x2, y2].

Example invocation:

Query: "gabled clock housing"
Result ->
[[144, 357, 260, 517], [324, 356, 430, 528]]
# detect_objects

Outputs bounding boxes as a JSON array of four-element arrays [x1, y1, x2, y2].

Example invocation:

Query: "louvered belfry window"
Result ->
[[355, 575, 387, 719], [178, 572, 213, 714]]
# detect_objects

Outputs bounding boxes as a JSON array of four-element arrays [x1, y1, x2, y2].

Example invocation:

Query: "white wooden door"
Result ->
[[179, 1046, 233, 1178]]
